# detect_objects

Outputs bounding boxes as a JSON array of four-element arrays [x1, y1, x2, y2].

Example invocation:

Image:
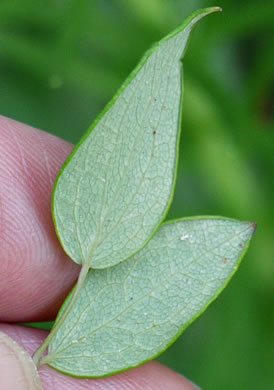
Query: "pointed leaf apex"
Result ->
[[212, 6, 223, 13], [250, 222, 257, 235]]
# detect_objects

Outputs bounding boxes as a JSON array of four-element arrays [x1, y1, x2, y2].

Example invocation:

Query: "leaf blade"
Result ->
[[52, 7, 221, 269], [46, 217, 255, 378]]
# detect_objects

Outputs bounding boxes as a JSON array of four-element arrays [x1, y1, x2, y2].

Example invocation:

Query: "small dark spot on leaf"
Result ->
[[136, 322, 140, 325], [154, 98, 157, 102], [117, 319, 121, 322], [239, 243, 244, 248], [153, 131, 156, 135], [130, 297, 133, 301], [162, 105, 166, 110], [222, 257, 228, 263]]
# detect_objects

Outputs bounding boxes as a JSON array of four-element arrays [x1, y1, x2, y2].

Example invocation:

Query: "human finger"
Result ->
[[0, 324, 200, 390], [0, 116, 80, 322]]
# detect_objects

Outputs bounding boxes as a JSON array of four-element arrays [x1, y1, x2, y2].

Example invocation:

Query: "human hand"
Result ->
[[0, 116, 200, 389]]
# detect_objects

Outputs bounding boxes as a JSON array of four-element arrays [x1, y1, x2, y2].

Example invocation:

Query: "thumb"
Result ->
[[0, 331, 43, 390]]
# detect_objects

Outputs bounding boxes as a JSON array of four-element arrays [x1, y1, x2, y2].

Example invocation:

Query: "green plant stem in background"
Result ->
[[32, 263, 89, 369]]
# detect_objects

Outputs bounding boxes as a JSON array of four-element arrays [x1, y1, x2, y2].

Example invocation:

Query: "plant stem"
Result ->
[[32, 263, 90, 369]]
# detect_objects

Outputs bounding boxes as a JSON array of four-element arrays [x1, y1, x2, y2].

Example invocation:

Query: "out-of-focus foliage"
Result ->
[[0, 1, 273, 389]]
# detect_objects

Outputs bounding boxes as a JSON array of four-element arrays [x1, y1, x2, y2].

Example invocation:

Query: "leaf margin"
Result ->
[[46, 215, 256, 378], [51, 6, 222, 269]]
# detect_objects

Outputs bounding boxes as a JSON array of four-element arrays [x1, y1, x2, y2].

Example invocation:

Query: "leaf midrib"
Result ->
[[90, 53, 179, 263]]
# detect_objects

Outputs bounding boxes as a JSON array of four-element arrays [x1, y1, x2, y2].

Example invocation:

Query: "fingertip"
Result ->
[[1, 324, 200, 390], [0, 330, 44, 389], [119, 360, 201, 390], [0, 116, 79, 322]]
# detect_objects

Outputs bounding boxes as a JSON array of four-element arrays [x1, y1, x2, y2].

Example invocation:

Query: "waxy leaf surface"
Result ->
[[46, 217, 255, 377], [52, 8, 220, 269]]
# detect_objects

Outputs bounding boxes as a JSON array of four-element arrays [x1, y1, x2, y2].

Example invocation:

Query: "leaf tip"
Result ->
[[242, 221, 257, 240], [250, 222, 257, 236], [213, 6, 223, 13], [202, 6, 222, 16]]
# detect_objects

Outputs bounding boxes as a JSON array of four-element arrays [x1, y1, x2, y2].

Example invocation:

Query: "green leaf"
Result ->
[[45, 217, 255, 378], [52, 7, 221, 269]]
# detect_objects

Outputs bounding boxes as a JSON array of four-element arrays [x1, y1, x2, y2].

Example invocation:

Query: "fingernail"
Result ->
[[0, 331, 44, 389]]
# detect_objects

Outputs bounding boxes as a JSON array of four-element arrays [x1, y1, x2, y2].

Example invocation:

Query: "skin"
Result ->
[[0, 115, 200, 390]]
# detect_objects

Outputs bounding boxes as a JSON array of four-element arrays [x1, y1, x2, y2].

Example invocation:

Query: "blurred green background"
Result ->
[[0, 0, 273, 389]]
